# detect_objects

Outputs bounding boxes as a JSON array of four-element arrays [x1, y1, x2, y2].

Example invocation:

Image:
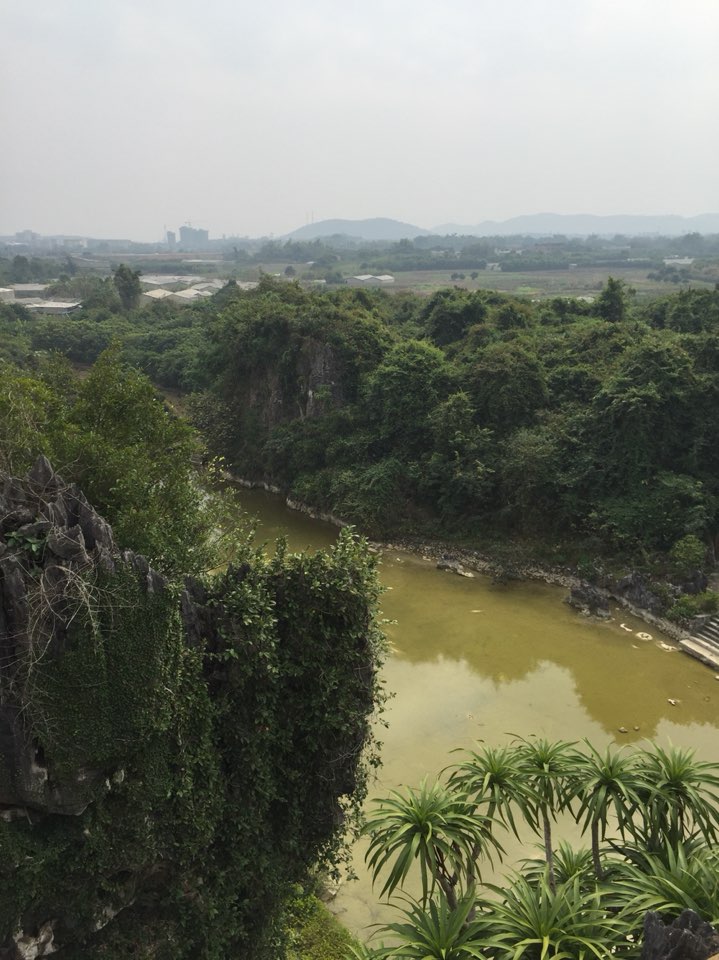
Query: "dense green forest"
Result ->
[[197, 278, 718, 587], [3, 273, 719, 594]]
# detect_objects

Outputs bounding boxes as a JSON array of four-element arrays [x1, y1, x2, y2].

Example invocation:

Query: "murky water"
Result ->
[[235, 487, 719, 937]]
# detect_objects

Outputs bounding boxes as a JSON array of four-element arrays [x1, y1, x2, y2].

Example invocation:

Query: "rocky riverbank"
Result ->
[[223, 473, 708, 656]]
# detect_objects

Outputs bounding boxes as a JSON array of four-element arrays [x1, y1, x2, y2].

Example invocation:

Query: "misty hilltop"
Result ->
[[286, 218, 430, 241]]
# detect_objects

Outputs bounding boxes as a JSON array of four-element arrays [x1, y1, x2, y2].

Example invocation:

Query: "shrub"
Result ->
[[668, 590, 719, 622]]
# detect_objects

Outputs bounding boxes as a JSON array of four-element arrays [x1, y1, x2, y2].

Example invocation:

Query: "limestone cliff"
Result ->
[[0, 459, 382, 959]]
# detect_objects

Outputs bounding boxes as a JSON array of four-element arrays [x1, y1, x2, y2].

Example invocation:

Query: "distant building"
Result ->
[[169, 288, 213, 304], [663, 257, 694, 267], [0, 288, 14, 302], [345, 274, 395, 286], [166, 230, 176, 250], [25, 301, 82, 315], [12, 284, 49, 298], [14, 230, 40, 244], [141, 289, 175, 305], [178, 225, 209, 249], [192, 279, 225, 293], [140, 274, 202, 292]]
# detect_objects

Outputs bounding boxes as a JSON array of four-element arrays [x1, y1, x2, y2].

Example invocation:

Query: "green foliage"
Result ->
[[357, 740, 719, 959], [0, 348, 388, 957], [112, 263, 142, 312], [1, 524, 384, 959], [568, 742, 646, 879], [422, 289, 487, 347], [612, 842, 719, 925], [364, 892, 487, 960], [466, 341, 548, 433], [633, 743, 719, 850], [5, 271, 719, 568], [670, 534, 707, 574], [363, 340, 453, 455], [594, 276, 631, 323], [365, 779, 500, 907], [0, 349, 227, 574], [667, 591, 719, 621], [29, 564, 181, 771], [286, 892, 363, 960], [476, 873, 621, 960]]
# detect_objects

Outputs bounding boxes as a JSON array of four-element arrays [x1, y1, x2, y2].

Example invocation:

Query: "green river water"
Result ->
[[235, 486, 719, 940]]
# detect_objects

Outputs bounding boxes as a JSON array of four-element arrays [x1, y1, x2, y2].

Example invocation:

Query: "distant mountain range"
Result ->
[[434, 213, 719, 237], [287, 213, 719, 241]]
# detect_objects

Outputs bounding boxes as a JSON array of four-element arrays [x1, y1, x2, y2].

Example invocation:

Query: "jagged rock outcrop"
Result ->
[[613, 571, 666, 615], [565, 581, 612, 619], [0, 456, 120, 817], [641, 909, 719, 960], [0, 458, 217, 823]]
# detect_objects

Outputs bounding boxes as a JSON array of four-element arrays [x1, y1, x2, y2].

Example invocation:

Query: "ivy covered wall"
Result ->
[[0, 458, 384, 959]]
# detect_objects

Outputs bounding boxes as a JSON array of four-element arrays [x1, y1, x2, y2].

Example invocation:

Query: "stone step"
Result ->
[[680, 636, 719, 670], [689, 632, 719, 652], [694, 622, 719, 644]]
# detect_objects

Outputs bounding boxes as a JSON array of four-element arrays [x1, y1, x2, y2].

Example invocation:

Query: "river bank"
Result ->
[[224, 472, 708, 659]]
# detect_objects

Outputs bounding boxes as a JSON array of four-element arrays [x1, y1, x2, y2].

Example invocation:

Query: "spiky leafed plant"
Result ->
[[354, 891, 488, 960], [474, 872, 626, 960], [363, 778, 501, 909], [513, 738, 577, 893], [610, 840, 719, 927], [449, 742, 536, 842], [634, 743, 719, 850], [520, 842, 595, 892], [568, 741, 646, 880]]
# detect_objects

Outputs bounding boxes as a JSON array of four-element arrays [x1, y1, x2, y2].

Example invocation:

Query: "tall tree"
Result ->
[[113, 263, 142, 311], [595, 276, 629, 323]]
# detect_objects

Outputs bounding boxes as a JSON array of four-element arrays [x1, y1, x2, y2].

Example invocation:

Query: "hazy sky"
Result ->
[[2, 0, 718, 239]]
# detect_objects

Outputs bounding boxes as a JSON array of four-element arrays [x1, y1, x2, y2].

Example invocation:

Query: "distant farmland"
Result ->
[[385, 265, 718, 299]]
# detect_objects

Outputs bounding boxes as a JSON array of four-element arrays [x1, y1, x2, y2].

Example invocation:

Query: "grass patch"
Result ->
[[286, 893, 362, 960]]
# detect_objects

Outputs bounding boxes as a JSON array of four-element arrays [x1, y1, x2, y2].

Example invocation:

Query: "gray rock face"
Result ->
[[613, 572, 665, 615], [565, 582, 612, 619], [641, 909, 719, 960], [0, 459, 144, 817], [678, 570, 709, 596]]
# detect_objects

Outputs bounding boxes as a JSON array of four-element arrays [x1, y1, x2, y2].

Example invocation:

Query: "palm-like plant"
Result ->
[[568, 741, 646, 880], [364, 778, 501, 908], [514, 738, 576, 892], [520, 842, 595, 891], [450, 743, 535, 841], [475, 872, 624, 960], [361, 891, 488, 960], [634, 744, 719, 849], [611, 840, 719, 926]]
